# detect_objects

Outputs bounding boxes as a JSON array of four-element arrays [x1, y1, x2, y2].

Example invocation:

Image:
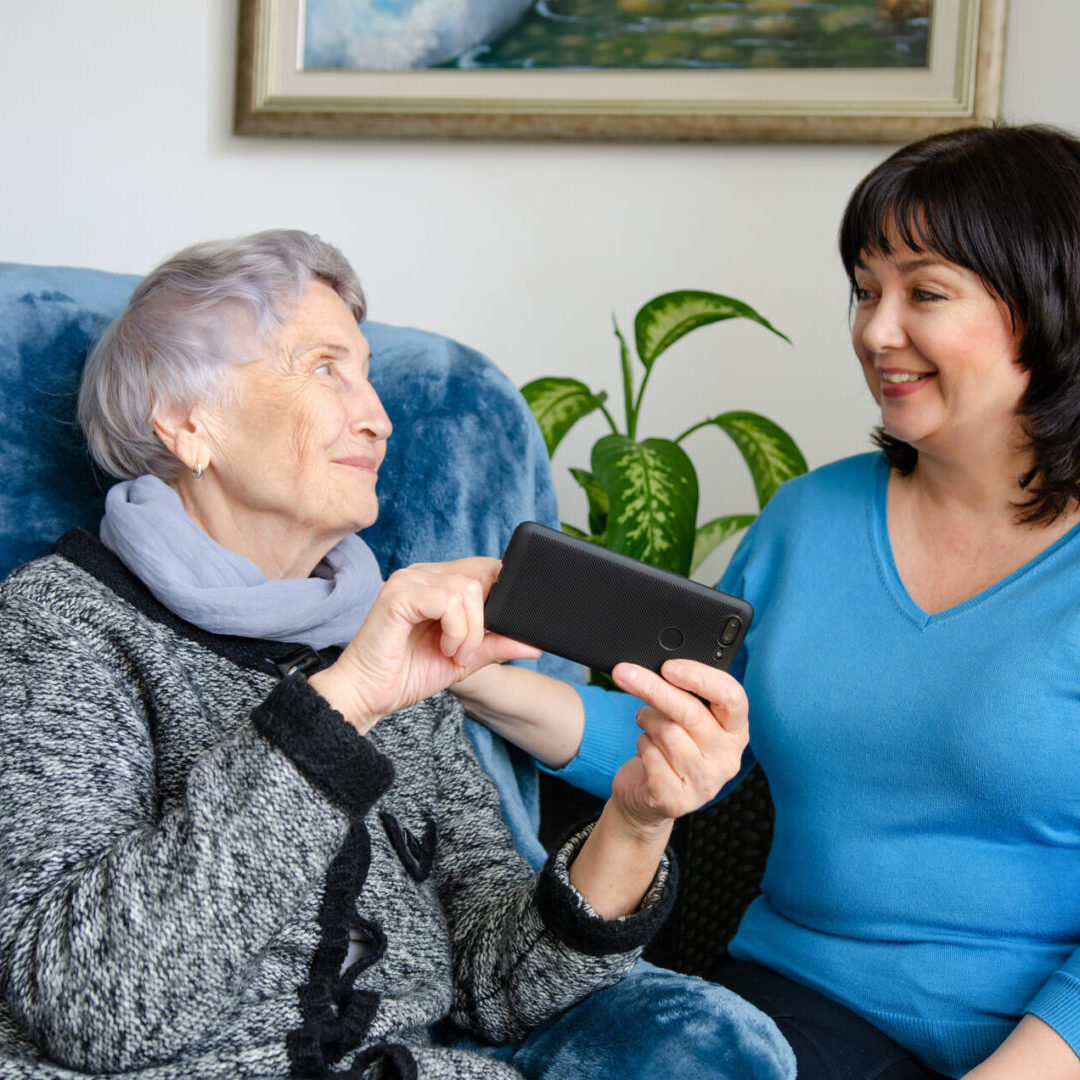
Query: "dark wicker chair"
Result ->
[[538, 764, 774, 977]]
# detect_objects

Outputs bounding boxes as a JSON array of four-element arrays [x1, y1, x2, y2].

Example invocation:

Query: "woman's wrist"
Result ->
[[452, 665, 585, 768], [569, 802, 672, 920], [307, 663, 378, 734], [597, 799, 673, 852]]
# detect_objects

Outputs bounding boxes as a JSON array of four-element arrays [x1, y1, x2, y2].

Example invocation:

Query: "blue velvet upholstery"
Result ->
[[0, 263, 140, 572]]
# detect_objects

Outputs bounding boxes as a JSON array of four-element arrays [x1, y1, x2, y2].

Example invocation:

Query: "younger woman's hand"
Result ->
[[607, 659, 749, 835], [308, 557, 539, 732]]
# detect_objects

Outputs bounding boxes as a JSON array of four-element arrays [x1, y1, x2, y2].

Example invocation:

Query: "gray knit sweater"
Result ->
[[0, 532, 673, 1080]]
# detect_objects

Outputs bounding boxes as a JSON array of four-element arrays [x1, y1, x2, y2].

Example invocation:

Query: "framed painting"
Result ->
[[234, 0, 1008, 142]]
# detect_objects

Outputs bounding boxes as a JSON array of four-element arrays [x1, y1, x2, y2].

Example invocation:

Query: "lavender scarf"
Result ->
[[99, 475, 383, 650]]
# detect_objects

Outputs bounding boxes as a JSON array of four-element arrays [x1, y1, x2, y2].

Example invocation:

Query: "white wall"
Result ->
[[1, 1, 1076, 581]]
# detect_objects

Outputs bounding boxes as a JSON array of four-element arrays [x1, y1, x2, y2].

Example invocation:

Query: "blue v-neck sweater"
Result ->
[[553, 453, 1080, 1077]]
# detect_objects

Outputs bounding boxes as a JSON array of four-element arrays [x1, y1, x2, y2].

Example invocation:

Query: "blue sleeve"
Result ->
[[1025, 954, 1080, 1060], [539, 683, 642, 800]]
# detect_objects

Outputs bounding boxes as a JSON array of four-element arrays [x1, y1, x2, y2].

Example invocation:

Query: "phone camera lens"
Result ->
[[718, 616, 742, 647]]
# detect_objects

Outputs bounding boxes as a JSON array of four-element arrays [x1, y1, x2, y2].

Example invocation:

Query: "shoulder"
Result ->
[[1, 540, 116, 625], [758, 452, 882, 526], [720, 452, 882, 596]]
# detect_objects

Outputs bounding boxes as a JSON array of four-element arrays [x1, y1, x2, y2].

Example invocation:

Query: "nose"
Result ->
[[349, 377, 393, 442], [856, 295, 908, 355]]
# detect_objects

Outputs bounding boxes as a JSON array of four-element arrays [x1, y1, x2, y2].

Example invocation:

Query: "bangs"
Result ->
[[839, 173, 989, 287]]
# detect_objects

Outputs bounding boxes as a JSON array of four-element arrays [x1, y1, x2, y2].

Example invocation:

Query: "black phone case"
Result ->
[[485, 521, 752, 675]]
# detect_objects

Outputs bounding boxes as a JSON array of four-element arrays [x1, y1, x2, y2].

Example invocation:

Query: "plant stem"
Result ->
[[674, 418, 713, 444], [598, 402, 620, 434], [630, 366, 655, 439]]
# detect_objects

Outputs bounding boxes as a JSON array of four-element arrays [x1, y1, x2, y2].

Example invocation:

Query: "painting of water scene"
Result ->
[[302, 0, 931, 72], [235, 0, 1006, 141]]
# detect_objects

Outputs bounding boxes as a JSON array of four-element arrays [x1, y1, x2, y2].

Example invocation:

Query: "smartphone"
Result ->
[[484, 521, 752, 675]]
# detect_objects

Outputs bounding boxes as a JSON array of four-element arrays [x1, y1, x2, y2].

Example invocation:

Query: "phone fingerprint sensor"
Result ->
[[658, 626, 684, 650]]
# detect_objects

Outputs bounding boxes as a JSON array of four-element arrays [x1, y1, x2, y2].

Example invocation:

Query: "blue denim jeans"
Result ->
[[441, 959, 797, 1080]]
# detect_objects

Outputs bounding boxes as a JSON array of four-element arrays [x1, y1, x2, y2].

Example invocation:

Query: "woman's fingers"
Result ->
[[473, 633, 542, 668], [612, 659, 748, 737], [381, 558, 499, 663], [608, 659, 750, 823]]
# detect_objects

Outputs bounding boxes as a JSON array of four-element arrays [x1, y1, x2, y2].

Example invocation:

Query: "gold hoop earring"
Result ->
[[192, 463, 204, 480]]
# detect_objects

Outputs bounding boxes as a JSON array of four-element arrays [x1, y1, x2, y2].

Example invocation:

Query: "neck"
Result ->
[[906, 457, 1025, 524], [902, 426, 1035, 524], [170, 477, 343, 579]]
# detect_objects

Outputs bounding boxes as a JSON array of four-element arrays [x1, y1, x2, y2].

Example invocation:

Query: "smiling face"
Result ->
[[181, 280, 392, 577], [851, 241, 1028, 466]]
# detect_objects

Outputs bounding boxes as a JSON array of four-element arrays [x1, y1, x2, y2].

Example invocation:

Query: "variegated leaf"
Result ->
[[634, 290, 791, 371], [710, 411, 808, 509], [521, 377, 606, 457], [592, 435, 698, 576], [690, 513, 757, 575]]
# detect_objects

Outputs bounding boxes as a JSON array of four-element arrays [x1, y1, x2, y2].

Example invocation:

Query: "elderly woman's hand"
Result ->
[[609, 659, 749, 829], [308, 557, 539, 733]]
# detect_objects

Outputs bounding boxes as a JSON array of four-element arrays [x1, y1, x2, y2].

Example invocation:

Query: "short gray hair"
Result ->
[[78, 229, 366, 480]]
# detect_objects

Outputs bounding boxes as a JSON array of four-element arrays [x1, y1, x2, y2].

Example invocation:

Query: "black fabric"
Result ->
[[252, 675, 394, 820], [287, 827, 383, 1077], [712, 957, 949, 1080], [380, 811, 437, 883], [347, 1043, 418, 1079]]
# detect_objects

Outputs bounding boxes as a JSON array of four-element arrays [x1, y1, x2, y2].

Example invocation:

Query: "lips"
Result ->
[[878, 368, 935, 398], [333, 455, 379, 472]]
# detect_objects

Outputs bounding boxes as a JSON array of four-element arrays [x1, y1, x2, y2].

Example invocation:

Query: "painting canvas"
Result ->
[[234, 0, 1008, 140], [301, 0, 932, 73]]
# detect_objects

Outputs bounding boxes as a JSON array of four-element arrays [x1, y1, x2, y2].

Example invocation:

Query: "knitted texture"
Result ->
[[0, 539, 670, 1080]]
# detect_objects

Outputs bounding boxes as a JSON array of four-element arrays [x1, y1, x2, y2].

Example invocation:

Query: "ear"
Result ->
[[152, 399, 213, 476]]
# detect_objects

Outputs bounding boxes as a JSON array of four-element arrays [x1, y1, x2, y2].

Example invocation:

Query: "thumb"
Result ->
[[468, 633, 542, 672]]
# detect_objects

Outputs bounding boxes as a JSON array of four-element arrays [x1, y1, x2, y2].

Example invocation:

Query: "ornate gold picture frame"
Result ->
[[234, 0, 1008, 142]]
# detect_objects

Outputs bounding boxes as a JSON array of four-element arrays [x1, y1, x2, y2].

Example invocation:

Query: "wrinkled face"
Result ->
[[202, 280, 392, 554], [851, 239, 1027, 461]]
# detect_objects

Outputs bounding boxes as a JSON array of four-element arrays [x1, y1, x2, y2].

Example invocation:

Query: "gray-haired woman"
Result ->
[[0, 231, 794, 1080]]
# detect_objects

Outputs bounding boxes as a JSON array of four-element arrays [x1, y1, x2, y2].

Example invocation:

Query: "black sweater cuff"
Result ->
[[252, 674, 394, 819], [535, 821, 678, 957]]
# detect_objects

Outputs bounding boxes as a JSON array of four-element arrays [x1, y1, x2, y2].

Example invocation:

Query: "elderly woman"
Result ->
[[0, 231, 794, 1080], [458, 123, 1080, 1080]]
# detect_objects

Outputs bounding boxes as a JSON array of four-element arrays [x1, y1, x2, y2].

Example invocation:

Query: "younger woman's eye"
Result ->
[[913, 289, 945, 302], [853, 286, 875, 302]]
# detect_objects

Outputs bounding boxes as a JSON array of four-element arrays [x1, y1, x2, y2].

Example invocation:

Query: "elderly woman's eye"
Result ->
[[313, 361, 335, 376]]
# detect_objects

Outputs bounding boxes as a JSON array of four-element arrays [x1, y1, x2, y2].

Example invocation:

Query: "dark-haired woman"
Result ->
[[456, 123, 1080, 1079]]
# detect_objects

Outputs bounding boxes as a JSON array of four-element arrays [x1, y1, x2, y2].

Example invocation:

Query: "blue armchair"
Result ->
[[0, 259, 580, 871]]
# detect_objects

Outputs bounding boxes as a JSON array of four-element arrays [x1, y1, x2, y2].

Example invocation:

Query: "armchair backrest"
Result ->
[[0, 261, 561, 587]]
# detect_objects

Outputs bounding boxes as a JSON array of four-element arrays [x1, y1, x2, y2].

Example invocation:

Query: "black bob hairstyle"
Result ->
[[839, 123, 1080, 524]]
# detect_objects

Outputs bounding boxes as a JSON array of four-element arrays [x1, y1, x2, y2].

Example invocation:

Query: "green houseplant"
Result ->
[[521, 290, 808, 583]]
